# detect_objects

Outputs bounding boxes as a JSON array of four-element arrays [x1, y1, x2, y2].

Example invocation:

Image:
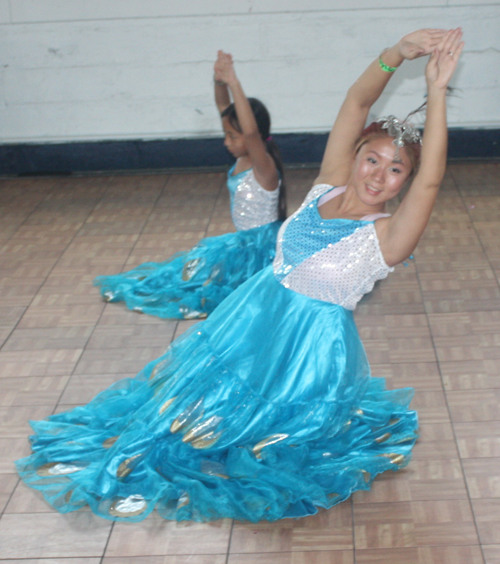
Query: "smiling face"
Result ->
[[350, 136, 413, 206], [222, 116, 248, 158]]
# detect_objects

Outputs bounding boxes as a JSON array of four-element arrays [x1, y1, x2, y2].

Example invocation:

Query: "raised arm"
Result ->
[[316, 29, 447, 186], [377, 28, 464, 266], [214, 50, 279, 191], [214, 69, 231, 115]]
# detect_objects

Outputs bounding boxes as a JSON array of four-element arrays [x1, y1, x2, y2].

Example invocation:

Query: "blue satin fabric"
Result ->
[[17, 266, 418, 523], [93, 221, 282, 319]]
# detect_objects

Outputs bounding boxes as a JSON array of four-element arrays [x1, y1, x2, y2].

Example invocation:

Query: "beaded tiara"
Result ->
[[376, 115, 422, 151]]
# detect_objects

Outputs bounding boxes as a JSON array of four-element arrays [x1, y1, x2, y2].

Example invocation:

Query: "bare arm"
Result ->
[[214, 50, 279, 191], [214, 78, 231, 115], [377, 28, 465, 266], [315, 29, 447, 186]]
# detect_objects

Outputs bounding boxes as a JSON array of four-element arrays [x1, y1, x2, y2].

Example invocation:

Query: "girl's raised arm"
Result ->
[[214, 66, 231, 115], [316, 29, 446, 187], [377, 28, 464, 266], [214, 51, 279, 191]]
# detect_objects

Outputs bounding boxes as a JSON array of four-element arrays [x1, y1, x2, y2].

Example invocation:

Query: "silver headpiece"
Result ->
[[376, 115, 422, 159]]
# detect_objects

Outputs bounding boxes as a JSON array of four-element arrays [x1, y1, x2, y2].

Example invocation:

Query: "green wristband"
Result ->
[[378, 56, 397, 73]]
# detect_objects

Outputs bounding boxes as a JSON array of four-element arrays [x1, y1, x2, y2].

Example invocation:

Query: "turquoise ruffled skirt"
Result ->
[[17, 266, 418, 522], [93, 221, 282, 319]]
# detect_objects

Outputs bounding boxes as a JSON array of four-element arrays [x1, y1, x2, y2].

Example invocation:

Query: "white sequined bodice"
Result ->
[[230, 169, 280, 231], [273, 184, 393, 310]]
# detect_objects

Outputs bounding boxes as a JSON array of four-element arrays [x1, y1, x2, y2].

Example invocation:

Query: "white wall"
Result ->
[[1, 1, 499, 143]]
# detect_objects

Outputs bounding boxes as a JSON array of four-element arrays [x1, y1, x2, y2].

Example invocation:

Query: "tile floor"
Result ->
[[0, 161, 499, 564]]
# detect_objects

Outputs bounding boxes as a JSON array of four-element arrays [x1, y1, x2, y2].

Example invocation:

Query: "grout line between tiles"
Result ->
[[351, 496, 357, 564], [99, 520, 116, 564], [225, 518, 235, 564]]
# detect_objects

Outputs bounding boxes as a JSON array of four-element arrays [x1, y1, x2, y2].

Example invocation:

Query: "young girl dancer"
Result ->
[[94, 50, 285, 319], [17, 28, 463, 522]]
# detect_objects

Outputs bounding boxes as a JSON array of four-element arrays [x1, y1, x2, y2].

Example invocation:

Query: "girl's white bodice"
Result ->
[[228, 167, 280, 231]]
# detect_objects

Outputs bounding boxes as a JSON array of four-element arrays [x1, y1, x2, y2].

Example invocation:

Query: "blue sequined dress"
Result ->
[[93, 163, 282, 319], [17, 184, 418, 523]]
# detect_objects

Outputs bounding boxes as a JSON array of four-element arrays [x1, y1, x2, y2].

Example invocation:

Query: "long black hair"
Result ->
[[221, 98, 287, 221]]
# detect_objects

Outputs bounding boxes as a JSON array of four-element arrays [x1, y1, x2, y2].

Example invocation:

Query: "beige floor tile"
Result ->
[[464, 196, 500, 222], [0, 349, 83, 377], [0, 513, 112, 558], [86, 324, 175, 350], [230, 504, 353, 553], [354, 458, 467, 504], [363, 340, 390, 365], [0, 376, 69, 407], [0, 326, 12, 347], [77, 221, 147, 237], [2, 558, 101, 564], [2, 326, 94, 351], [386, 337, 437, 363], [98, 303, 171, 326], [74, 346, 165, 374], [0, 473, 18, 512], [447, 390, 500, 422], [0, 279, 45, 307], [105, 518, 231, 556], [18, 304, 105, 328], [59, 372, 136, 404], [0, 437, 32, 473], [369, 363, 442, 391], [0, 405, 55, 438], [134, 233, 206, 250], [440, 359, 500, 390], [103, 557, 225, 564], [4, 479, 80, 514], [463, 458, 500, 498], [354, 500, 478, 549], [472, 498, 500, 544], [455, 421, 500, 458], [434, 334, 500, 363], [355, 545, 484, 564], [0, 305, 27, 327], [385, 314, 431, 339], [125, 246, 198, 267], [411, 422, 459, 461], [2, 260, 58, 279], [411, 390, 450, 424], [484, 545, 500, 564], [228, 552, 353, 563]]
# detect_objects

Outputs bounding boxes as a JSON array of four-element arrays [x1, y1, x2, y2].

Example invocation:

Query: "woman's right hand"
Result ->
[[426, 28, 464, 90], [396, 28, 448, 60]]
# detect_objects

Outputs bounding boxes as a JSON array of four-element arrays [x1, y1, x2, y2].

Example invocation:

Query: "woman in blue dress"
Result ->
[[94, 50, 286, 319], [17, 28, 464, 522]]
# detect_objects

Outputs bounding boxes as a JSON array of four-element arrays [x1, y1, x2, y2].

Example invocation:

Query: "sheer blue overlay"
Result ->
[[93, 221, 281, 319], [17, 266, 418, 522]]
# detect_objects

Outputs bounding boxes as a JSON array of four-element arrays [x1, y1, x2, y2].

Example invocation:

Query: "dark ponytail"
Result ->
[[221, 98, 287, 221]]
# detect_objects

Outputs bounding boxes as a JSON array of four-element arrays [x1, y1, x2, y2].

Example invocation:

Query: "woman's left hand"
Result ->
[[426, 28, 464, 89]]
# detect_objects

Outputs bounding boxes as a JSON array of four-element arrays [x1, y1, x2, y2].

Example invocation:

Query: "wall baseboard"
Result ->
[[1, 129, 499, 176]]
